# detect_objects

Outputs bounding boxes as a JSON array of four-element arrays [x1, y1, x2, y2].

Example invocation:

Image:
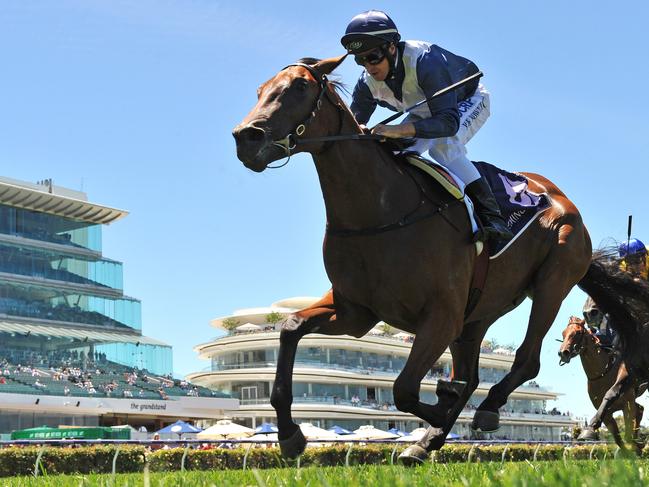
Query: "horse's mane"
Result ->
[[578, 246, 649, 350]]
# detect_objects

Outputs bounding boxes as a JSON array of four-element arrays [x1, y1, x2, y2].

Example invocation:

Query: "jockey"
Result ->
[[582, 296, 616, 348], [341, 10, 513, 243], [619, 238, 649, 281]]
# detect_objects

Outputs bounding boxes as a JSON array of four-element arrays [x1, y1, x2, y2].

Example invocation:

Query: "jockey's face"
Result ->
[[625, 253, 647, 277], [358, 44, 396, 82]]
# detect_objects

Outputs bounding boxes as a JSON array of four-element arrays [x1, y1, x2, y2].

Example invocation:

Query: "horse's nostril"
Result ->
[[233, 125, 266, 144]]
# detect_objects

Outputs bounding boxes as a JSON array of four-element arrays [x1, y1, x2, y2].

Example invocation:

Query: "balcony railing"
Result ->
[[207, 360, 449, 380], [237, 396, 572, 420]]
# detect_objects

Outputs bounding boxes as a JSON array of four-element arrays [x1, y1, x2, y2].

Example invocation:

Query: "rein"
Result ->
[[567, 323, 620, 381], [270, 62, 459, 238], [270, 63, 381, 165]]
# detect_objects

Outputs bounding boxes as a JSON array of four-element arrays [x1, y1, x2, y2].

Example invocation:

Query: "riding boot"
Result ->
[[465, 178, 514, 243]]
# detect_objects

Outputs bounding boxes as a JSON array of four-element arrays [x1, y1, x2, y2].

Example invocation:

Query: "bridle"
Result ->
[[268, 63, 460, 237], [560, 318, 619, 380], [270, 63, 384, 167]]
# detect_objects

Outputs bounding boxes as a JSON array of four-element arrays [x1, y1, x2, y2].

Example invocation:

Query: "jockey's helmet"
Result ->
[[619, 238, 647, 259], [341, 10, 401, 54]]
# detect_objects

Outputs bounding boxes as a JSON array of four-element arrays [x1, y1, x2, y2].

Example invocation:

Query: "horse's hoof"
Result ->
[[577, 427, 599, 441], [471, 410, 500, 432], [279, 427, 307, 459], [421, 427, 446, 451], [398, 445, 429, 466]]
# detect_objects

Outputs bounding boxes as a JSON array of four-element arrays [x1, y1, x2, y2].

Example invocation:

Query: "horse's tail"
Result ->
[[577, 248, 649, 350]]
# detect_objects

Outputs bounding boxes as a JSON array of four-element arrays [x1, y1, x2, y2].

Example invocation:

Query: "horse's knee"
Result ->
[[270, 383, 292, 411], [515, 357, 540, 382], [393, 377, 419, 413], [603, 385, 624, 402], [279, 315, 305, 335]]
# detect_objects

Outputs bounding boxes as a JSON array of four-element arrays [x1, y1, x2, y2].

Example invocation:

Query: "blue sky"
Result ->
[[1, 1, 648, 421]]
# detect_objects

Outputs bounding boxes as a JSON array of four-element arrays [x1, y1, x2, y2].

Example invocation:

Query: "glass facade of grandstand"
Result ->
[[0, 177, 236, 436], [190, 298, 575, 441], [0, 200, 172, 374], [0, 180, 171, 375]]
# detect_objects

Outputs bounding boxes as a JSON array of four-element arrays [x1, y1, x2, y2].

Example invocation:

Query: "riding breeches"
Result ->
[[404, 84, 490, 185]]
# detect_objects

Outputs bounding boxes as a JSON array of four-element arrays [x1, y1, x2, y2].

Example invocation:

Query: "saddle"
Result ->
[[402, 153, 552, 317]]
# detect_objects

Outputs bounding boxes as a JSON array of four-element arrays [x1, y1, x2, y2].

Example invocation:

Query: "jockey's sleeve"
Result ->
[[412, 46, 461, 139], [350, 78, 377, 126]]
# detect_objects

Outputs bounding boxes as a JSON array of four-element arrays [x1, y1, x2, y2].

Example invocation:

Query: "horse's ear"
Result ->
[[314, 54, 348, 76]]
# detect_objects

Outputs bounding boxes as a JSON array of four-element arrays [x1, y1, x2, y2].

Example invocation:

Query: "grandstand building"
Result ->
[[189, 297, 576, 441], [0, 176, 236, 436]]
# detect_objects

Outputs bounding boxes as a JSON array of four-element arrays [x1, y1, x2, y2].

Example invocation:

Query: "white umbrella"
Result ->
[[298, 423, 339, 440], [392, 332, 413, 340], [351, 425, 399, 440], [404, 427, 428, 441], [235, 322, 261, 332], [197, 420, 254, 439], [248, 433, 279, 442], [395, 434, 418, 443]]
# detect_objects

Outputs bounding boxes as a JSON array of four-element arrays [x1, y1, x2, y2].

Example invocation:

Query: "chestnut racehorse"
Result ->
[[558, 316, 644, 454], [232, 55, 594, 464]]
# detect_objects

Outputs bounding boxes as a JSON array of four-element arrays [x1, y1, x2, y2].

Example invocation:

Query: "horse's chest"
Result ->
[[322, 239, 435, 323]]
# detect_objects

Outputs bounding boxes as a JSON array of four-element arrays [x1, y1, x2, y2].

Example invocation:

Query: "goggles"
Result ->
[[354, 48, 386, 66]]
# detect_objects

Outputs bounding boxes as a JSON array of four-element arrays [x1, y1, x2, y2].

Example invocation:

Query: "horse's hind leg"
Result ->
[[270, 290, 377, 459], [602, 415, 624, 450], [473, 281, 576, 431]]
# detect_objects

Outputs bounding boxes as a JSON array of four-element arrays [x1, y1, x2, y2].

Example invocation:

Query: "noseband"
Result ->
[[271, 63, 332, 157], [561, 318, 619, 380]]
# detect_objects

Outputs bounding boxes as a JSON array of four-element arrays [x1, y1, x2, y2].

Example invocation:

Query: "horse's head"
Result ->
[[558, 316, 593, 364], [232, 55, 348, 172]]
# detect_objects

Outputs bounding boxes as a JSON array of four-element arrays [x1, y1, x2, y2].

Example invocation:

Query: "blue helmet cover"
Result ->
[[341, 10, 400, 53], [619, 238, 647, 258]]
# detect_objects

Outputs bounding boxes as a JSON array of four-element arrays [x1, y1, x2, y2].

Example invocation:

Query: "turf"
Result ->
[[3, 459, 649, 486]]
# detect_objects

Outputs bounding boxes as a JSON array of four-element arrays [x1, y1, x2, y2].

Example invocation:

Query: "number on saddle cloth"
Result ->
[[404, 156, 553, 259]]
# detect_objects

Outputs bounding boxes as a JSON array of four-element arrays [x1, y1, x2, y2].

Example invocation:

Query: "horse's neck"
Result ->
[[580, 338, 612, 376], [312, 116, 421, 230]]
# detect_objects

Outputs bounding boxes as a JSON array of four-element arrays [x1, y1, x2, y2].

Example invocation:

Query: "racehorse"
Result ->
[[558, 315, 644, 454], [575, 251, 649, 443], [232, 55, 595, 464]]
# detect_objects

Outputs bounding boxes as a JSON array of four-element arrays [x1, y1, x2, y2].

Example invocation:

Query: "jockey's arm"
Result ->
[[373, 48, 462, 140], [350, 78, 377, 127]]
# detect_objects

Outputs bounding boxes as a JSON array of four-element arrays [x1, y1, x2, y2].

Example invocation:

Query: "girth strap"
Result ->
[[464, 243, 490, 318]]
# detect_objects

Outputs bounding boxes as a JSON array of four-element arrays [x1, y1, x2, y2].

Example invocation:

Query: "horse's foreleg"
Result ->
[[622, 395, 640, 454], [579, 363, 633, 441], [395, 309, 464, 464], [634, 403, 645, 454], [270, 290, 377, 459], [415, 320, 491, 451]]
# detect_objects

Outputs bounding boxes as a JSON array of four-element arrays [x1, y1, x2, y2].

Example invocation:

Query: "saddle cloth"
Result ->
[[404, 155, 551, 259]]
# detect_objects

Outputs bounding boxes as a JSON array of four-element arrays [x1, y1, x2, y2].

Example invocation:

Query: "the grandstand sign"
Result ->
[[0, 392, 238, 420], [130, 401, 168, 412]]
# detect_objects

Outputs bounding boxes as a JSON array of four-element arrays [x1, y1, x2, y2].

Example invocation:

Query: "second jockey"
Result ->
[[341, 10, 513, 243], [619, 238, 649, 281]]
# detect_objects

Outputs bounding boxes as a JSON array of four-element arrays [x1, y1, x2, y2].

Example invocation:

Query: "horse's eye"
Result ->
[[295, 79, 309, 92]]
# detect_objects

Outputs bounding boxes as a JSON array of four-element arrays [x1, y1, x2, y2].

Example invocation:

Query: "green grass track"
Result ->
[[4, 460, 649, 487]]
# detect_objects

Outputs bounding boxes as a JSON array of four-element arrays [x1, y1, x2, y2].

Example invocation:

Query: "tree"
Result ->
[[379, 322, 396, 335], [265, 311, 285, 325], [221, 317, 241, 331]]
